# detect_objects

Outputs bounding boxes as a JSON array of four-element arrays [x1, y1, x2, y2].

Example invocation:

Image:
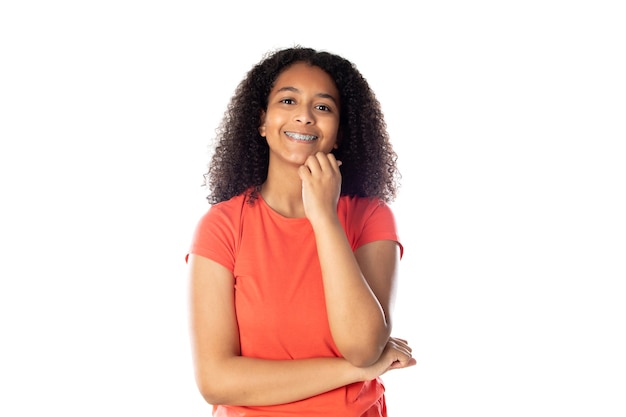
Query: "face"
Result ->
[[259, 62, 340, 166]]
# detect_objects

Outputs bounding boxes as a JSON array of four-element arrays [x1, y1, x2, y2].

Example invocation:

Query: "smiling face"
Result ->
[[259, 62, 341, 167]]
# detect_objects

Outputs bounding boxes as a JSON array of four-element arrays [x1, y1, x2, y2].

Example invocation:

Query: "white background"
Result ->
[[1, 1, 625, 416]]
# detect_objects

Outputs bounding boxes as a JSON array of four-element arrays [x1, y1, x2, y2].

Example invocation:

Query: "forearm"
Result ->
[[196, 355, 362, 406], [311, 217, 391, 365]]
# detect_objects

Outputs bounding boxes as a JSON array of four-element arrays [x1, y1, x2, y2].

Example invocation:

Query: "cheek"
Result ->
[[262, 113, 284, 132], [325, 120, 341, 139]]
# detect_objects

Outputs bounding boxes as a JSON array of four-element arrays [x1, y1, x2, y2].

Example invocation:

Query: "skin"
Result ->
[[189, 62, 415, 407]]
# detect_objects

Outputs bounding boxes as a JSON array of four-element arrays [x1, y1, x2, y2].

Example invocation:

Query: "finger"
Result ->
[[311, 151, 333, 172], [389, 342, 413, 359], [303, 153, 322, 175], [389, 338, 411, 352], [298, 164, 312, 182], [309, 151, 338, 171], [322, 152, 343, 173], [388, 355, 415, 371], [390, 338, 413, 352]]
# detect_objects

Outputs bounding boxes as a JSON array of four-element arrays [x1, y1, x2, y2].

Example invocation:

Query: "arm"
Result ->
[[299, 153, 399, 366], [311, 221, 399, 367], [189, 254, 365, 406]]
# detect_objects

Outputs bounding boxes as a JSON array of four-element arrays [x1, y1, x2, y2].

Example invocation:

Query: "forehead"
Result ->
[[271, 62, 339, 98]]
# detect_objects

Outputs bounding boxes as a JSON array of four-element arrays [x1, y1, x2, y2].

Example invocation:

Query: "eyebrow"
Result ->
[[275, 86, 339, 105]]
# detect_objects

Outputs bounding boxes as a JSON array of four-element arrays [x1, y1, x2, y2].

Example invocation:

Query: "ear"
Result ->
[[258, 110, 266, 137], [333, 129, 342, 149]]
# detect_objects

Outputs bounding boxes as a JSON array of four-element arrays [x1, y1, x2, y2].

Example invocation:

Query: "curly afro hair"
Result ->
[[204, 46, 400, 205]]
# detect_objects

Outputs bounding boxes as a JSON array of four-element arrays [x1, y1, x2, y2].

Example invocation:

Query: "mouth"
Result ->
[[285, 131, 318, 142]]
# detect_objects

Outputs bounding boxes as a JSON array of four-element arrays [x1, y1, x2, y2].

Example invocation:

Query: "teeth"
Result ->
[[286, 132, 317, 141]]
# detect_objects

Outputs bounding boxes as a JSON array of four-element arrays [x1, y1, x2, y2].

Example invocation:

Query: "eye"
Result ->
[[316, 104, 331, 112], [280, 98, 295, 105]]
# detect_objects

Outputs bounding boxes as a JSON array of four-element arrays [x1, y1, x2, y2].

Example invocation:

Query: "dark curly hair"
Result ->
[[204, 46, 400, 205]]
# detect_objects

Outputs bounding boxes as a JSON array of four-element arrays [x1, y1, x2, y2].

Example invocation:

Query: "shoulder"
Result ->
[[207, 192, 249, 214], [188, 192, 254, 267], [337, 195, 393, 219], [194, 192, 253, 234], [337, 196, 402, 256], [337, 195, 398, 235]]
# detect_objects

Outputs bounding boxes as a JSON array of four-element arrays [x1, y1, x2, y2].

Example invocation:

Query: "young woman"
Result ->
[[187, 46, 415, 416]]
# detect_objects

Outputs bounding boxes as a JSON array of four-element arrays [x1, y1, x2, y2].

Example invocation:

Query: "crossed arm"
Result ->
[[188, 240, 414, 407]]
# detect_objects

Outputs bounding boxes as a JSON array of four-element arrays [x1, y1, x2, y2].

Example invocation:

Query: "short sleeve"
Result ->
[[186, 201, 240, 271], [340, 197, 404, 258]]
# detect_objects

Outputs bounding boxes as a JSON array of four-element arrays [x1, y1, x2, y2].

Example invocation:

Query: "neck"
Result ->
[[261, 168, 305, 218]]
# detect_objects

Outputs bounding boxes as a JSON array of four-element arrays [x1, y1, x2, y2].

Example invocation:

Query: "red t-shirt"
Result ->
[[188, 192, 403, 416]]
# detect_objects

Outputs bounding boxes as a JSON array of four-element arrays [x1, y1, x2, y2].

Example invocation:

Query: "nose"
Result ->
[[295, 106, 314, 125]]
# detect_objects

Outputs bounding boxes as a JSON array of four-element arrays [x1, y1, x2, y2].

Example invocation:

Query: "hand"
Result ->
[[360, 337, 416, 381], [298, 152, 342, 223]]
